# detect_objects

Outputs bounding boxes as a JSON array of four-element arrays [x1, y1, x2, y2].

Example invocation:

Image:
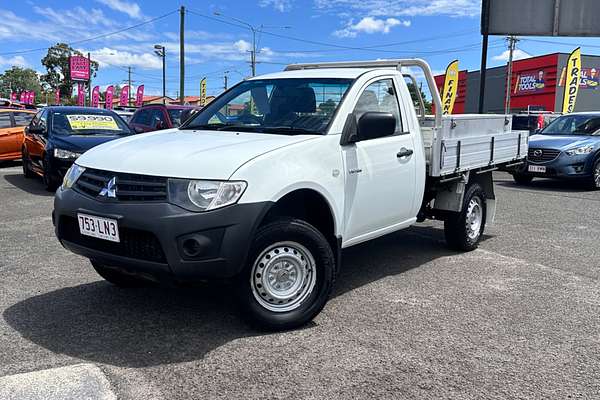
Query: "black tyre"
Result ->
[[21, 149, 35, 179], [444, 183, 487, 252], [42, 158, 59, 192], [512, 173, 533, 185], [588, 158, 600, 190], [237, 218, 335, 331], [91, 261, 151, 288]]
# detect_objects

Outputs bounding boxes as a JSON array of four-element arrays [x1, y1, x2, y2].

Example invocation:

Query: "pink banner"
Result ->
[[19, 92, 25, 103], [135, 85, 144, 107], [91, 86, 100, 108], [10, 92, 16, 101], [105, 86, 114, 109], [55, 88, 60, 105], [70, 56, 90, 81], [119, 85, 129, 107], [29, 91, 35, 105], [77, 83, 85, 106]]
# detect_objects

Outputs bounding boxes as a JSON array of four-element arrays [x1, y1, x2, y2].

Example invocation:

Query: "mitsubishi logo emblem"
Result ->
[[99, 177, 117, 198]]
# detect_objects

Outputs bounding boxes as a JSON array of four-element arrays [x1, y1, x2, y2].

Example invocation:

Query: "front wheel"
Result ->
[[42, 158, 59, 191], [237, 218, 335, 331], [444, 183, 487, 252], [21, 149, 35, 179], [589, 158, 600, 190]]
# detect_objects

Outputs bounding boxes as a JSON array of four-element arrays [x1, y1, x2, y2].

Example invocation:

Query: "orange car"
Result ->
[[0, 108, 36, 161]]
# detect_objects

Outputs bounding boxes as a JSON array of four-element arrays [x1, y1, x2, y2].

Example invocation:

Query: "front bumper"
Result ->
[[518, 153, 594, 180], [48, 157, 75, 182], [53, 187, 271, 282]]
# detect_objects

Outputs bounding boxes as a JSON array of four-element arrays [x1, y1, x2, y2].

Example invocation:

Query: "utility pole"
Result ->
[[154, 45, 166, 104], [87, 52, 92, 107], [179, 5, 185, 105], [504, 35, 518, 115], [128, 66, 132, 106]]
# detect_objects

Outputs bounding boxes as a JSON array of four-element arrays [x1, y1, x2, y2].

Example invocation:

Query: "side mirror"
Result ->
[[357, 112, 396, 142], [28, 125, 46, 136]]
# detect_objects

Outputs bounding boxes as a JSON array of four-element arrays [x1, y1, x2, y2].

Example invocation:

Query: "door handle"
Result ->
[[397, 148, 414, 158]]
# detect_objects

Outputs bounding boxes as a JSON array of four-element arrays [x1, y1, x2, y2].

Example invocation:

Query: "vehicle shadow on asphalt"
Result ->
[[3, 173, 54, 197], [3, 225, 488, 368], [494, 176, 592, 193]]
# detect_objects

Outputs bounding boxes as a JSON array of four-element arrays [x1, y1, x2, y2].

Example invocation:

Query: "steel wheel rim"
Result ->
[[465, 197, 483, 240], [594, 163, 600, 188], [250, 241, 317, 313]]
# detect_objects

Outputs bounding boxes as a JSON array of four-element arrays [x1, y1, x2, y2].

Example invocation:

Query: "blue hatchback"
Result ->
[[512, 113, 600, 189]]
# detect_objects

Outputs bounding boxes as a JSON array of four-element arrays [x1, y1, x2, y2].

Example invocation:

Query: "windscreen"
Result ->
[[541, 115, 600, 136], [52, 111, 131, 136], [184, 78, 354, 135]]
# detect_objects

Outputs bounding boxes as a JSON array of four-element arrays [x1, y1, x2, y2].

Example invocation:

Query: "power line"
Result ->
[[0, 10, 178, 56]]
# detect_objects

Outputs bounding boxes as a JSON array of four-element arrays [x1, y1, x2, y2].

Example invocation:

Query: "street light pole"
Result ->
[[154, 45, 166, 104]]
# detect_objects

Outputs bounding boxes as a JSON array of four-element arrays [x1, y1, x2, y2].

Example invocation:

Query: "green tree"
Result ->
[[40, 43, 99, 102], [0, 66, 43, 101], [318, 99, 337, 115]]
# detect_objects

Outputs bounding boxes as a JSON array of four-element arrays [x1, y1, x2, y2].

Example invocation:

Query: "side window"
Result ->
[[132, 109, 153, 125], [354, 79, 403, 134], [29, 110, 43, 128], [39, 110, 48, 131], [148, 108, 167, 127], [0, 113, 12, 129], [13, 112, 34, 126]]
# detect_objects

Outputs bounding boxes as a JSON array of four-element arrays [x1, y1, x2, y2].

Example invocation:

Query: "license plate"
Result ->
[[77, 213, 120, 243], [528, 165, 546, 173]]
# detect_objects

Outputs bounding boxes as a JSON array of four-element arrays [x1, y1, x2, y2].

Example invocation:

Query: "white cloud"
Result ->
[[96, 0, 143, 19], [86, 47, 162, 69], [334, 17, 410, 38], [492, 49, 532, 62], [259, 0, 293, 12], [315, 0, 480, 18], [0, 55, 29, 68]]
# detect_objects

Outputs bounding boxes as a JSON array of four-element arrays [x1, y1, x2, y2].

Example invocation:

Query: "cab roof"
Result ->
[[247, 68, 377, 80]]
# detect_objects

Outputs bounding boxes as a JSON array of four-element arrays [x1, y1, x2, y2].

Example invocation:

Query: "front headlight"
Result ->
[[168, 179, 247, 212], [565, 145, 594, 156], [54, 148, 81, 159], [62, 164, 86, 189]]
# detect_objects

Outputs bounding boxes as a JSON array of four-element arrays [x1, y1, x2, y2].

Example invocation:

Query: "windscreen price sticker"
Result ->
[[66, 115, 118, 130]]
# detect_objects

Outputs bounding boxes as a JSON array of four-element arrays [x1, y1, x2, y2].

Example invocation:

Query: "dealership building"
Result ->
[[435, 52, 600, 114]]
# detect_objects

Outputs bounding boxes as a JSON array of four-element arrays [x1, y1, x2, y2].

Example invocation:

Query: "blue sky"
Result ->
[[2, 0, 600, 98]]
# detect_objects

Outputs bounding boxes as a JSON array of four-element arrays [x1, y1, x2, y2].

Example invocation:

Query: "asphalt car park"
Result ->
[[0, 163, 599, 399]]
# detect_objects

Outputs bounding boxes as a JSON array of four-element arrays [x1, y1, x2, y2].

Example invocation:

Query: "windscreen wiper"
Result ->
[[260, 126, 321, 135]]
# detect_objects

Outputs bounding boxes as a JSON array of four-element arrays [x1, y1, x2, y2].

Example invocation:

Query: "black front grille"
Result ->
[[528, 148, 561, 163], [74, 168, 168, 201], [59, 216, 166, 263]]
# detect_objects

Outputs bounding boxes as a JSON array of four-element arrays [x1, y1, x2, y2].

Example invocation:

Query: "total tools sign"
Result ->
[[509, 54, 559, 112]]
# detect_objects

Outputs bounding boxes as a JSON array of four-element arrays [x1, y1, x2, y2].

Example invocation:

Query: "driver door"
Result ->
[[341, 78, 417, 247]]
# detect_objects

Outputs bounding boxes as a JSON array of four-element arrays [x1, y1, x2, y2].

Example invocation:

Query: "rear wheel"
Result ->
[[444, 183, 487, 252], [91, 261, 152, 288], [237, 218, 335, 331], [512, 173, 533, 185]]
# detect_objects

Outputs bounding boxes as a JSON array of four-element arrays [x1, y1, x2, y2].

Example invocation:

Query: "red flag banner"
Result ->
[[19, 92, 25, 103], [55, 88, 60, 105], [91, 86, 100, 108], [10, 92, 16, 101], [77, 83, 85, 106], [135, 85, 144, 107], [29, 91, 35, 105], [105, 86, 114, 109], [119, 85, 129, 107]]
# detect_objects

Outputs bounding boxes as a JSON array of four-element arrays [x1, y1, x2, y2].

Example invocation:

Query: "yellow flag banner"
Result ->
[[441, 60, 459, 115], [562, 47, 581, 114], [200, 77, 207, 107]]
